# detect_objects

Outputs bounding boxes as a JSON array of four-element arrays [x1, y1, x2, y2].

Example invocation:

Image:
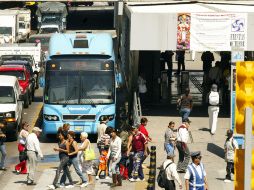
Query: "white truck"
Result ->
[[0, 8, 31, 44], [36, 2, 68, 34], [0, 43, 42, 87]]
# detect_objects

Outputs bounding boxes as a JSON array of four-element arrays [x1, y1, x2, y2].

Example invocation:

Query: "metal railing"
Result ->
[[132, 91, 142, 126]]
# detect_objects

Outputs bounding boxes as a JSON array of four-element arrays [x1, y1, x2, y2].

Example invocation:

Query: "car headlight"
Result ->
[[99, 114, 115, 121], [5, 111, 15, 118], [44, 114, 59, 121]]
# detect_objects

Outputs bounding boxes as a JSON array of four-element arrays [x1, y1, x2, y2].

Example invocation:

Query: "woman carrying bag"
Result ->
[[15, 122, 29, 174], [78, 132, 95, 185]]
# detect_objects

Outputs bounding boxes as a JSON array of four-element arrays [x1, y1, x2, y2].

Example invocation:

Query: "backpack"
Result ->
[[209, 91, 219, 105], [157, 162, 173, 188]]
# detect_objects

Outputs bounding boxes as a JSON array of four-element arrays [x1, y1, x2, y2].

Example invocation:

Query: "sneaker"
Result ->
[[0, 167, 7, 171], [47, 185, 56, 189], [59, 184, 65, 188], [105, 176, 110, 180], [96, 176, 99, 180], [129, 178, 136, 182], [80, 182, 89, 187], [224, 179, 231, 183], [65, 184, 74, 188], [136, 178, 141, 182], [75, 181, 82, 185]]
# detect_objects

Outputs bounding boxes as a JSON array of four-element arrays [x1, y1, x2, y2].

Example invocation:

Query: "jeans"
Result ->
[[208, 106, 220, 134], [131, 151, 144, 180], [61, 157, 87, 184], [176, 141, 190, 171], [53, 156, 73, 186], [226, 162, 234, 180], [180, 108, 191, 121], [0, 144, 6, 168]]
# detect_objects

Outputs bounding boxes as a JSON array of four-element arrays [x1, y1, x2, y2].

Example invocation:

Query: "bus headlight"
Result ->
[[44, 114, 59, 121], [99, 114, 114, 121]]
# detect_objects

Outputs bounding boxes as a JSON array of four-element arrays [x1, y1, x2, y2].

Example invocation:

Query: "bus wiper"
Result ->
[[80, 87, 96, 107]]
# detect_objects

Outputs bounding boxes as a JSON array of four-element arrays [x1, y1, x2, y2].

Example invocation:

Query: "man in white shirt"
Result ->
[[176, 118, 190, 173], [184, 151, 208, 190], [163, 152, 182, 190], [97, 116, 109, 152], [26, 127, 43, 185]]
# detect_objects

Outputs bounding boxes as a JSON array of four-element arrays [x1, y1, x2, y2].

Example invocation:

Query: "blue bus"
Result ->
[[42, 33, 116, 135]]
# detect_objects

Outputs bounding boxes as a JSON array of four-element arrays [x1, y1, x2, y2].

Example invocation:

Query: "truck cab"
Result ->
[[0, 65, 35, 108], [0, 75, 23, 141]]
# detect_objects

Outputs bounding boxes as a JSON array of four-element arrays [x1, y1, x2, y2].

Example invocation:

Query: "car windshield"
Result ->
[[45, 70, 114, 105], [40, 28, 59, 34], [0, 71, 25, 80], [28, 36, 50, 47], [0, 86, 15, 103], [0, 27, 12, 35]]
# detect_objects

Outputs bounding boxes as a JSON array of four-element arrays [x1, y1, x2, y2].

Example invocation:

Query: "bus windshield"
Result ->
[[44, 59, 114, 105]]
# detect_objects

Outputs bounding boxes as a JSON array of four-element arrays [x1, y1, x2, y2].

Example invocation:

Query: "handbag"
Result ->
[[83, 141, 96, 161]]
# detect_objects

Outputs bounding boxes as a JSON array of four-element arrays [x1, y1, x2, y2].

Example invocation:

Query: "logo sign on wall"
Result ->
[[190, 13, 247, 51]]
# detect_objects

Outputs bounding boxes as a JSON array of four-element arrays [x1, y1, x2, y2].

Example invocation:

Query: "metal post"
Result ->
[[244, 107, 252, 190]]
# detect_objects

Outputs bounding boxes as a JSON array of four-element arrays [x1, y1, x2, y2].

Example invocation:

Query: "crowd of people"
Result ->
[[0, 107, 237, 190]]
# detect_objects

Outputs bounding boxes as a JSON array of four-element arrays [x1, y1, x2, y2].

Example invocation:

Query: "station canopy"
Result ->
[[125, 1, 254, 51]]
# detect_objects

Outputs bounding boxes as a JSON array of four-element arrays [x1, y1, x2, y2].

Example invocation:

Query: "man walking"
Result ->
[[206, 84, 221, 135], [184, 151, 208, 190], [176, 118, 190, 173], [129, 126, 148, 182], [26, 127, 43, 185]]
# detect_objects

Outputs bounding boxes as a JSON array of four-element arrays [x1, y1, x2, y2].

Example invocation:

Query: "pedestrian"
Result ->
[[162, 152, 182, 190], [206, 84, 221, 135], [47, 129, 74, 189], [177, 88, 193, 122], [26, 127, 44, 185], [107, 128, 122, 187], [201, 51, 214, 75], [129, 125, 148, 182], [62, 123, 70, 138], [97, 116, 108, 153], [176, 118, 191, 173], [0, 121, 7, 171], [224, 129, 238, 183], [78, 132, 94, 185], [138, 117, 152, 162], [164, 121, 177, 156], [184, 151, 208, 190], [62, 131, 88, 187], [162, 50, 174, 83], [176, 50, 185, 75], [15, 122, 29, 174], [208, 61, 223, 88], [138, 73, 147, 107], [96, 127, 111, 180]]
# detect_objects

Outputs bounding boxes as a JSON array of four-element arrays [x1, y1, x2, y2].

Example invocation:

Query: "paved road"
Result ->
[[0, 87, 234, 190]]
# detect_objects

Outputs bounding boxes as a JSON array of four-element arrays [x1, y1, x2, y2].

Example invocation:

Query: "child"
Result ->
[[224, 129, 238, 183]]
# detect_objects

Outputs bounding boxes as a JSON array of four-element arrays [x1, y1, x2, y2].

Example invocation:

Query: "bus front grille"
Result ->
[[62, 114, 96, 121]]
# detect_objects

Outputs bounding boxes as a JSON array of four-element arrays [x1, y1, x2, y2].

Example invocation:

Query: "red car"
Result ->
[[0, 65, 34, 108]]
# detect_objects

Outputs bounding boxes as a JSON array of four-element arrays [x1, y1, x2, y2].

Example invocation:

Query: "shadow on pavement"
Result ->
[[207, 143, 225, 159]]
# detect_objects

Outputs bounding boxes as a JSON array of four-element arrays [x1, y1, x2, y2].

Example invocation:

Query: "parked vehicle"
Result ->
[[27, 33, 52, 53], [36, 2, 68, 33], [0, 8, 31, 44], [0, 75, 23, 141], [0, 65, 35, 108], [0, 43, 42, 88]]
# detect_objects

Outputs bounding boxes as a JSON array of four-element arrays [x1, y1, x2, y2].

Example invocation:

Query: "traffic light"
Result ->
[[235, 61, 254, 190]]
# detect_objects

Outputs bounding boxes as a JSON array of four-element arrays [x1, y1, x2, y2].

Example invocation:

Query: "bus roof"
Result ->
[[48, 33, 114, 58]]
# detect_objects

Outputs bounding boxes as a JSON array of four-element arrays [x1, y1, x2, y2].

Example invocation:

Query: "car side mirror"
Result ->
[[18, 94, 24, 101]]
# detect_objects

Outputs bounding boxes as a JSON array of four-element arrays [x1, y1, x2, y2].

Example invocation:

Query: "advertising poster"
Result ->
[[190, 13, 247, 51], [177, 13, 191, 50]]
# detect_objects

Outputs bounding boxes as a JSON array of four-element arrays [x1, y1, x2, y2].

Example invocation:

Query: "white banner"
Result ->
[[190, 13, 247, 51]]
